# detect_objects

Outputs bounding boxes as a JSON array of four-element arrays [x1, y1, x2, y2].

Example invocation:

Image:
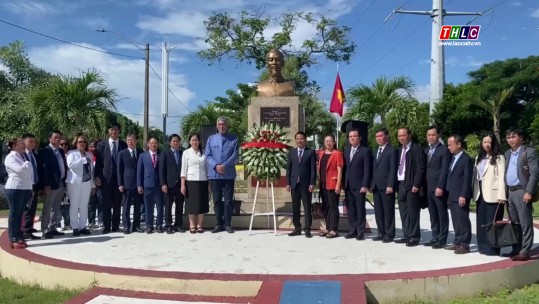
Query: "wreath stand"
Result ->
[[248, 177, 277, 236]]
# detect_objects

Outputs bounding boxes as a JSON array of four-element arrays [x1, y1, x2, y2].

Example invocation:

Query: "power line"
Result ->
[[0, 18, 142, 59], [148, 63, 191, 113]]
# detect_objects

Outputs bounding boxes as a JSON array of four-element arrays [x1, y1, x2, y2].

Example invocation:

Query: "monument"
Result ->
[[247, 49, 305, 203]]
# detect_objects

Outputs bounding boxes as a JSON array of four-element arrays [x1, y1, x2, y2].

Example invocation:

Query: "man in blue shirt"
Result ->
[[206, 117, 238, 233]]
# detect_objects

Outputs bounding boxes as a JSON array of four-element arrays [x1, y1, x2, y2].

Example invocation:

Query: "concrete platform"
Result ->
[[1, 206, 539, 303]]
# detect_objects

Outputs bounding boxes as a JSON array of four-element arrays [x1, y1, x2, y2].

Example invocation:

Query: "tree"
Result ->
[[345, 76, 416, 128], [467, 86, 514, 143], [180, 103, 237, 141], [28, 69, 118, 140], [0, 41, 53, 140], [198, 10, 355, 70]]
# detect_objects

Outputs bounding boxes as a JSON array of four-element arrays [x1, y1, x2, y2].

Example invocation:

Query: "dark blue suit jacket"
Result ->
[[39, 145, 67, 190], [95, 139, 127, 183], [425, 144, 451, 192], [286, 147, 317, 190], [117, 148, 143, 190], [344, 146, 372, 190], [159, 149, 183, 188], [371, 144, 397, 191], [445, 151, 473, 202], [137, 151, 160, 189]]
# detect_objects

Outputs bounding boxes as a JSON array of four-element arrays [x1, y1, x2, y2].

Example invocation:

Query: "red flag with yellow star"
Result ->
[[329, 73, 345, 117]]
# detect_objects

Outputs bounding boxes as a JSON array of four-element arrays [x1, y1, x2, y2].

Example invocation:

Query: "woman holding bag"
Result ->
[[317, 135, 343, 239], [473, 132, 506, 256]]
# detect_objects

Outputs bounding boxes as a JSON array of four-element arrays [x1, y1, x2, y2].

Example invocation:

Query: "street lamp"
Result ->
[[96, 29, 150, 145]]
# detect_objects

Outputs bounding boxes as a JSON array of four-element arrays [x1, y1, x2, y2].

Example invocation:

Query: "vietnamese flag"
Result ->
[[329, 73, 345, 117]]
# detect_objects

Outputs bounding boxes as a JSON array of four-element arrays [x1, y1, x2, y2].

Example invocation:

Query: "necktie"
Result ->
[[131, 150, 136, 161], [351, 148, 357, 160], [151, 153, 156, 168], [377, 147, 382, 160], [174, 150, 180, 165], [298, 149, 303, 162], [112, 141, 117, 162], [28, 152, 38, 184], [55, 149, 65, 178], [398, 147, 407, 175], [450, 155, 457, 172], [428, 146, 435, 163]]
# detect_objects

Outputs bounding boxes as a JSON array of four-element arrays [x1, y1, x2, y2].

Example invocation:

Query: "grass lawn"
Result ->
[[407, 283, 539, 303], [0, 275, 81, 304]]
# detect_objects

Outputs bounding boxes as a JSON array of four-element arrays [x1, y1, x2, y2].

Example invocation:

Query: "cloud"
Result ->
[[445, 56, 484, 68], [531, 8, 539, 18], [412, 84, 430, 103], [27, 43, 195, 129], [80, 16, 110, 29], [1, 0, 59, 16], [135, 0, 356, 52]]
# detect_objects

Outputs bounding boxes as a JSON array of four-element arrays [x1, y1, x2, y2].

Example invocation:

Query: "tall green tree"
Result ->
[[467, 86, 514, 143], [28, 69, 118, 140], [199, 10, 355, 69]]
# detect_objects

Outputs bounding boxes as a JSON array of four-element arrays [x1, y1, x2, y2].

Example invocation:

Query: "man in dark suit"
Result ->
[[40, 130, 68, 239], [159, 134, 185, 234], [343, 128, 372, 240], [95, 122, 127, 234], [286, 131, 317, 238], [445, 135, 473, 254], [424, 126, 452, 249], [504, 127, 539, 261], [137, 137, 163, 234], [117, 133, 143, 234], [22, 133, 44, 240], [395, 127, 426, 247], [370, 128, 397, 243]]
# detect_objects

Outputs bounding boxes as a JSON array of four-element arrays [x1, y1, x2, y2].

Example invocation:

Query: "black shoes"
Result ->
[[382, 237, 394, 243], [72, 229, 80, 236], [394, 238, 409, 244], [423, 239, 437, 246], [305, 231, 313, 238], [372, 235, 384, 241], [23, 233, 40, 240], [406, 240, 419, 247], [102, 228, 111, 234], [431, 242, 445, 249], [356, 234, 365, 241], [288, 230, 301, 236], [344, 232, 357, 239], [212, 226, 225, 233], [225, 226, 234, 233]]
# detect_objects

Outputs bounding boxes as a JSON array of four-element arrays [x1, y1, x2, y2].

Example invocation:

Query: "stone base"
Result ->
[[247, 96, 305, 203]]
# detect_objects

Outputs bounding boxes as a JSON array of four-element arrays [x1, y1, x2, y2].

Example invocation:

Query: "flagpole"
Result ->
[[336, 64, 340, 148]]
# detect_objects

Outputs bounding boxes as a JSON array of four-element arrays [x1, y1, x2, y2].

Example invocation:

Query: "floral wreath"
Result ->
[[241, 122, 290, 182]]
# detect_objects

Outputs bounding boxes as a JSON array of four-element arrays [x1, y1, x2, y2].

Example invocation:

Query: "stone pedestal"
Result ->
[[246, 96, 305, 204]]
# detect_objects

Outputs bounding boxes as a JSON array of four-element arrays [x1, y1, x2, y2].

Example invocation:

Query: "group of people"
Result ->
[[2, 117, 239, 249], [286, 126, 537, 261]]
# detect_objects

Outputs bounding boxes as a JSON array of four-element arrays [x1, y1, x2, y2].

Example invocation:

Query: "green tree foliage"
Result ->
[[180, 103, 238, 140], [0, 41, 53, 140], [198, 10, 355, 69], [28, 69, 118, 140], [433, 56, 539, 145]]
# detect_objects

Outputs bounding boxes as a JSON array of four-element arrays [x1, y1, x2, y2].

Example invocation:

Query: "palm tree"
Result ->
[[180, 103, 236, 140], [28, 69, 117, 139], [468, 86, 514, 143], [345, 76, 415, 128]]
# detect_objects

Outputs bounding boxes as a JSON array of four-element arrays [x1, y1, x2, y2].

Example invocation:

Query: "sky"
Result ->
[[0, 0, 538, 133]]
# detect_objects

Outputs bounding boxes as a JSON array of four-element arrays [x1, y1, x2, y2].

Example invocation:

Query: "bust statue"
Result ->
[[257, 49, 296, 97]]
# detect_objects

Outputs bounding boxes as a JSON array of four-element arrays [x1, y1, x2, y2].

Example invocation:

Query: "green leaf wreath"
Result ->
[[241, 123, 290, 182]]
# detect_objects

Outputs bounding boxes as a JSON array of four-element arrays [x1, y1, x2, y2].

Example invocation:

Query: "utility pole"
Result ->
[[157, 41, 178, 145], [143, 43, 150, 146], [391, 0, 482, 117]]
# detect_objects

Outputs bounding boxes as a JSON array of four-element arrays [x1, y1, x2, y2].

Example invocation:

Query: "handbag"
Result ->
[[483, 203, 522, 248], [311, 191, 325, 220]]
